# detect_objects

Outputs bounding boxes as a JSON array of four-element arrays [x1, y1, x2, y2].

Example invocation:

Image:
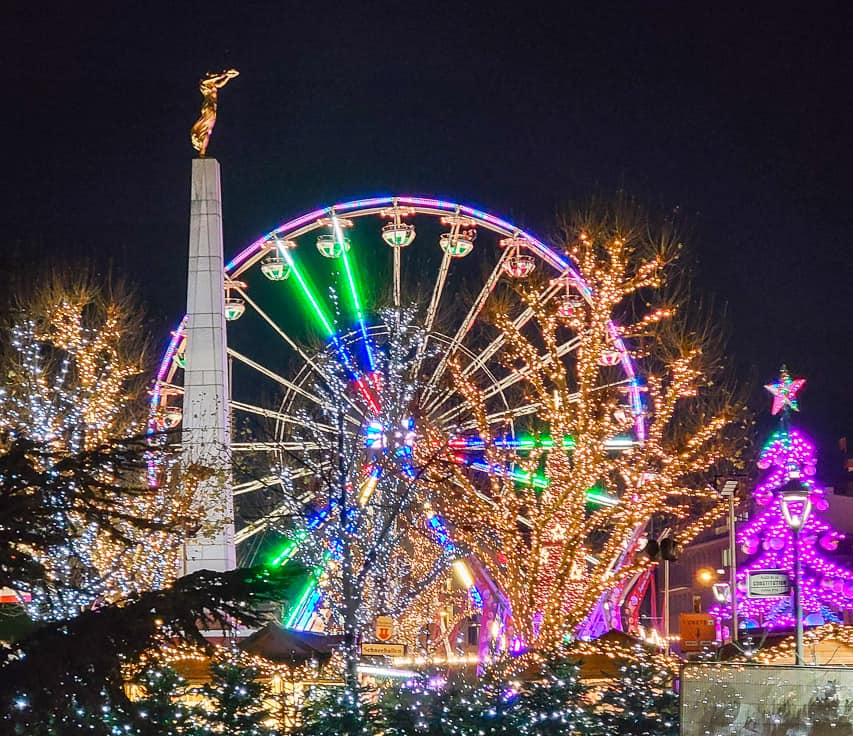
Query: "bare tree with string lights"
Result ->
[[269, 306, 462, 702], [0, 271, 196, 618], [418, 201, 750, 653]]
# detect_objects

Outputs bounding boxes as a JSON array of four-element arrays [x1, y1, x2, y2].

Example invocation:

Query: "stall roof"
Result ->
[[239, 624, 343, 664]]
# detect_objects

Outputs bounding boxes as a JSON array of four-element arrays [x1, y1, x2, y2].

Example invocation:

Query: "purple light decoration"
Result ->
[[712, 427, 853, 630]]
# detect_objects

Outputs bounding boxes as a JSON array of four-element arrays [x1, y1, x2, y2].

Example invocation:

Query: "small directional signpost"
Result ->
[[361, 616, 406, 657], [747, 569, 792, 598], [679, 613, 717, 652], [361, 642, 406, 656]]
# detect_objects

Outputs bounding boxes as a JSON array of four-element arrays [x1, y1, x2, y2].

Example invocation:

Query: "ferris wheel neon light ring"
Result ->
[[154, 194, 645, 441]]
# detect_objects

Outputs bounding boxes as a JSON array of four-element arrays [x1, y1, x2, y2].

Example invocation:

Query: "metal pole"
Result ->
[[728, 493, 738, 643], [664, 558, 670, 655], [793, 525, 804, 665]]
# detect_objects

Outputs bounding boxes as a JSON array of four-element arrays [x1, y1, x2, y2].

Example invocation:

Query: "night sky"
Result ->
[[4, 3, 852, 472]]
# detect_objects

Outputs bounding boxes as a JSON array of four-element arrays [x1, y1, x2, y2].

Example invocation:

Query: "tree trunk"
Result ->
[[337, 402, 360, 733]]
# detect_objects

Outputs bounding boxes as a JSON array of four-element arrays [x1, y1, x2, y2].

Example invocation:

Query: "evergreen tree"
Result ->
[[199, 655, 277, 736], [0, 271, 177, 618], [1, 564, 306, 735], [593, 648, 678, 736], [129, 664, 204, 736], [294, 684, 373, 736], [517, 653, 599, 736], [713, 368, 853, 632], [374, 670, 515, 736]]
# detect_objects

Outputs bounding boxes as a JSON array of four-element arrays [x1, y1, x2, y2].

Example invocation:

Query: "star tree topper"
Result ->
[[765, 366, 805, 415]]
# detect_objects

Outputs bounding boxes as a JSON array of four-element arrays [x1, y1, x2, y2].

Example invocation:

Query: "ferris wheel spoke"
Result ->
[[230, 400, 336, 434], [457, 401, 545, 430], [433, 335, 582, 425], [232, 441, 320, 452], [233, 285, 331, 383], [154, 380, 183, 395], [234, 465, 329, 498], [424, 279, 564, 416], [480, 335, 581, 399], [420, 249, 511, 407], [233, 476, 284, 496], [461, 279, 563, 377], [448, 374, 633, 430], [227, 348, 324, 405], [234, 502, 303, 544], [393, 244, 402, 308], [412, 251, 452, 377], [228, 348, 366, 421]]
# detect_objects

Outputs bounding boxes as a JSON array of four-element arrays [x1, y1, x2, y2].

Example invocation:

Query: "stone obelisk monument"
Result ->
[[182, 70, 239, 574]]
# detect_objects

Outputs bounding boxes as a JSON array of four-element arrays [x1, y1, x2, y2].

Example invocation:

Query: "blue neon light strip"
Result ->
[[425, 509, 483, 609]]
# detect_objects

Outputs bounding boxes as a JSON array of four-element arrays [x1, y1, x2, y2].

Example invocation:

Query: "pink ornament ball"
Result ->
[[742, 538, 759, 555], [804, 464, 817, 476], [821, 577, 833, 589], [820, 535, 839, 551], [758, 457, 771, 470], [769, 537, 786, 551], [755, 491, 772, 506], [816, 498, 830, 512], [843, 581, 853, 598], [835, 579, 845, 593]]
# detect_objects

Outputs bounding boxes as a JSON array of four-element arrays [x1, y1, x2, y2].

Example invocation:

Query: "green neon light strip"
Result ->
[[469, 460, 619, 506], [284, 578, 317, 627], [270, 532, 305, 567], [283, 552, 329, 628], [279, 245, 335, 337], [333, 217, 376, 371]]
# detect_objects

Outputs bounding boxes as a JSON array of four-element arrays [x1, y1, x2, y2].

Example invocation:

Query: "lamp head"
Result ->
[[712, 582, 731, 603], [696, 568, 716, 586], [719, 479, 739, 497], [780, 479, 813, 530]]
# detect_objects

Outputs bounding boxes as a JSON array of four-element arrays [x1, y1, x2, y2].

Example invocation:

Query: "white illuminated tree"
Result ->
[[0, 272, 194, 618]]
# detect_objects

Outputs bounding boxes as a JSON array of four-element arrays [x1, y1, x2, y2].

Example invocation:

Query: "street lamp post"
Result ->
[[663, 558, 670, 655], [719, 479, 740, 644], [780, 477, 813, 666]]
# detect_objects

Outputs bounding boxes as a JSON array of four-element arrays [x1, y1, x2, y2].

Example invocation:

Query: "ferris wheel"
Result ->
[[151, 195, 645, 586]]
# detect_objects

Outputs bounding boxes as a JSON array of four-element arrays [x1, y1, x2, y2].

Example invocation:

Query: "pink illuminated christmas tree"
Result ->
[[716, 368, 853, 632]]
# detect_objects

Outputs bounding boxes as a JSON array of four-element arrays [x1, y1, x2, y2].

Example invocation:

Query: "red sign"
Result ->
[[376, 615, 394, 642]]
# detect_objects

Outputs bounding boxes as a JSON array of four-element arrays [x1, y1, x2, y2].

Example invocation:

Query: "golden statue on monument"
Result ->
[[190, 69, 239, 156]]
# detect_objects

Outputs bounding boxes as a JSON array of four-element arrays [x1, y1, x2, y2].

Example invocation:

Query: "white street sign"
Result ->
[[747, 570, 791, 598]]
